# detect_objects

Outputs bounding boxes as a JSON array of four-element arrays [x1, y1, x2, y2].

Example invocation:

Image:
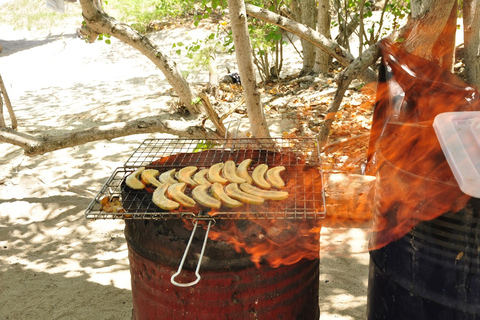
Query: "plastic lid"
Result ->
[[433, 111, 480, 198]]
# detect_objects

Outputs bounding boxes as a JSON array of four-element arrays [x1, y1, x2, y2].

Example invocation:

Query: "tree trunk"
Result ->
[[463, 0, 480, 89], [397, 0, 457, 70], [313, 0, 331, 74], [0, 117, 220, 156], [299, 0, 317, 75], [78, 0, 200, 114], [227, 0, 271, 139], [208, 54, 220, 98], [245, 4, 377, 84]]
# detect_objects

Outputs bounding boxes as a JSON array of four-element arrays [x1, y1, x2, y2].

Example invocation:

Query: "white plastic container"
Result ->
[[433, 111, 480, 198]]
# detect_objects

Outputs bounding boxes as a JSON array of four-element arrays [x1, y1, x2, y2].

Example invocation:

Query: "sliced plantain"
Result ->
[[252, 163, 271, 189], [225, 183, 265, 205], [191, 183, 221, 209], [239, 182, 289, 201], [266, 166, 286, 189], [177, 166, 198, 187], [208, 162, 229, 184], [126, 167, 146, 189], [167, 183, 196, 207], [237, 159, 253, 184], [159, 169, 178, 185], [193, 168, 211, 185], [222, 160, 247, 184], [211, 182, 243, 208], [152, 183, 180, 211], [141, 169, 163, 188]]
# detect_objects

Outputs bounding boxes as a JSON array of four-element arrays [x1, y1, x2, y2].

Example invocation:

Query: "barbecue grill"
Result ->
[[85, 137, 326, 292], [85, 137, 326, 221]]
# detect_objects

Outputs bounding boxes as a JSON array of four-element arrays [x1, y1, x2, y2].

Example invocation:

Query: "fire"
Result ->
[[206, 161, 324, 268], [366, 40, 480, 250], [208, 219, 322, 268], [148, 145, 324, 268]]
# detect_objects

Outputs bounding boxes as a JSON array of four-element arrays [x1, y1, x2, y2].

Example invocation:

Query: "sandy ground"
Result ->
[[0, 8, 370, 320]]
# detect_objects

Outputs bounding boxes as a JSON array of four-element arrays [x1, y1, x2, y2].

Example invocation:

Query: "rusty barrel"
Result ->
[[125, 219, 320, 320]]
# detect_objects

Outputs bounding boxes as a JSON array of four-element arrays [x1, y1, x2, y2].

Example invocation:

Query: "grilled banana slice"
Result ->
[[167, 183, 196, 208], [126, 167, 146, 189], [252, 164, 271, 189], [159, 169, 178, 185], [208, 162, 229, 184], [152, 183, 180, 211], [193, 168, 211, 185], [191, 183, 221, 209], [222, 160, 247, 184], [177, 166, 198, 187], [266, 166, 286, 189], [237, 159, 253, 184], [211, 182, 243, 208], [239, 183, 289, 201], [225, 183, 265, 205], [141, 169, 163, 188]]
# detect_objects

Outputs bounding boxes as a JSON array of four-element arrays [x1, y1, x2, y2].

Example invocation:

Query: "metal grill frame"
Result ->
[[85, 137, 326, 220]]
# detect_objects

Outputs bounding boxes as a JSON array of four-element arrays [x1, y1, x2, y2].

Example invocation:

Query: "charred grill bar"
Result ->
[[85, 137, 325, 319]]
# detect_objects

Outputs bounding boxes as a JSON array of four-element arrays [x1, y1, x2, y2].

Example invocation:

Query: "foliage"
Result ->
[[105, 0, 199, 33], [333, 0, 410, 53], [0, 0, 82, 30], [171, 22, 233, 79]]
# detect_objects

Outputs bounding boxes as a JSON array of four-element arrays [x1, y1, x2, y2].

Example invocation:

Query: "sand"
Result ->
[[0, 8, 370, 320]]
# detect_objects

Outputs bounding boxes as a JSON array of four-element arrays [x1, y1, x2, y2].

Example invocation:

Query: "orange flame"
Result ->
[[366, 41, 480, 250], [208, 219, 322, 268]]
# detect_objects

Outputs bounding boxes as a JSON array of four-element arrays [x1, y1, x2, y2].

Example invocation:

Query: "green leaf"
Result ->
[[105, 39, 111, 44], [191, 97, 202, 104], [193, 140, 218, 152], [176, 49, 182, 55], [395, 38, 405, 43]]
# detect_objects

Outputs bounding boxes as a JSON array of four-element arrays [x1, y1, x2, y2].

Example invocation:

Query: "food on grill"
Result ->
[[252, 164, 271, 189], [225, 183, 265, 205], [239, 183, 289, 200], [211, 182, 243, 208], [141, 169, 163, 188], [208, 162, 229, 184], [191, 183, 222, 209], [266, 166, 286, 189], [159, 169, 178, 185], [126, 167, 146, 189], [237, 158, 253, 184], [177, 166, 199, 187], [193, 168, 211, 185], [100, 196, 126, 213], [222, 160, 247, 184], [152, 183, 180, 210], [167, 182, 196, 207]]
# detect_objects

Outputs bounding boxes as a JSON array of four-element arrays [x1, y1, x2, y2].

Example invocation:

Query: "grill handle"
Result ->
[[170, 220, 212, 287]]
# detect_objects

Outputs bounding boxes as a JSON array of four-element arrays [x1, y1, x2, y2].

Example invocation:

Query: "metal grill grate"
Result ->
[[85, 138, 326, 220]]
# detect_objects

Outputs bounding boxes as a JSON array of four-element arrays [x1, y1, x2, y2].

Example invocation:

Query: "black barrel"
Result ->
[[367, 198, 480, 319]]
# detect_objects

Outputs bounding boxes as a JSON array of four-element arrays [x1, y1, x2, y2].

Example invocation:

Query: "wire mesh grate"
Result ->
[[85, 138, 326, 220]]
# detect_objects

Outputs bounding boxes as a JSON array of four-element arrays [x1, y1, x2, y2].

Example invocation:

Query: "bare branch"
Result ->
[[245, 3, 377, 84], [317, 43, 381, 146], [0, 116, 220, 156], [0, 75, 17, 130], [78, 0, 200, 114]]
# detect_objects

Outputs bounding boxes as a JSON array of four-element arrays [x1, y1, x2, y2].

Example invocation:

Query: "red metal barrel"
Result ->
[[125, 219, 320, 320]]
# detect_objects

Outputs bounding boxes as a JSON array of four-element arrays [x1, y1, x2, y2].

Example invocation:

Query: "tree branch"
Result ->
[[317, 43, 381, 147], [0, 116, 220, 156], [78, 0, 200, 114], [245, 3, 377, 84]]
